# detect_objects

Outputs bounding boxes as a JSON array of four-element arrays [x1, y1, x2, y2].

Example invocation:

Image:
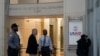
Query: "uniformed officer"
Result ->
[[7, 23, 20, 56]]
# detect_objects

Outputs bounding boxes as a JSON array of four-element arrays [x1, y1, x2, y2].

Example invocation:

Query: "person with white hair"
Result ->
[[26, 29, 38, 56]]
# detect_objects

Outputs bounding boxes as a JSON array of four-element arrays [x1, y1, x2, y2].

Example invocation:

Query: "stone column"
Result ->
[[96, 7, 100, 56], [64, 0, 86, 56], [0, 0, 5, 55], [0, 0, 9, 56], [92, 0, 98, 56], [63, 15, 69, 56]]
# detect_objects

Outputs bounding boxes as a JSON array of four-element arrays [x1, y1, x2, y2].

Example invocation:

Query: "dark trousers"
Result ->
[[41, 46, 50, 56], [8, 47, 19, 56]]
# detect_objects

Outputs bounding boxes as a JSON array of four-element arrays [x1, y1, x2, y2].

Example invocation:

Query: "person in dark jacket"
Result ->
[[76, 34, 91, 56], [26, 29, 38, 56]]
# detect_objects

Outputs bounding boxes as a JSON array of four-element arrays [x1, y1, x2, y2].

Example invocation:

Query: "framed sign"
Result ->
[[69, 19, 83, 45]]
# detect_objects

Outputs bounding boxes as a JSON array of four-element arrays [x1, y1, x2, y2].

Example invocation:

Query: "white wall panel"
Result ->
[[9, 2, 63, 16]]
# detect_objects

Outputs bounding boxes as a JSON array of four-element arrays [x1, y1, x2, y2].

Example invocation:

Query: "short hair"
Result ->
[[43, 29, 47, 31], [32, 29, 37, 32], [11, 23, 18, 28], [81, 34, 88, 38]]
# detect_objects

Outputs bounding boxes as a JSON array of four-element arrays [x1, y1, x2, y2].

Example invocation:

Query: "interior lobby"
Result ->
[[0, 0, 100, 56], [8, 16, 64, 56]]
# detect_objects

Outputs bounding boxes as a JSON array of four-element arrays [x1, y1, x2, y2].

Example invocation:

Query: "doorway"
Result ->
[[8, 17, 64, 56]]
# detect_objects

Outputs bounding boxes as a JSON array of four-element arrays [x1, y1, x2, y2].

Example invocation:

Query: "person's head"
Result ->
[[43, 29, 47, 36], [11, 23, 18, 32], [32, 29, 37, 36], [81, 34, 88, 40]]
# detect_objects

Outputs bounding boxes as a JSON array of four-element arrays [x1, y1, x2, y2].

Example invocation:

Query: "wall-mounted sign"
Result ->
[[69, 20, 83, 45]]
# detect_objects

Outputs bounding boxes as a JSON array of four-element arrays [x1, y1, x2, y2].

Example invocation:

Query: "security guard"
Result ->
[[7, 23, 20, 56]]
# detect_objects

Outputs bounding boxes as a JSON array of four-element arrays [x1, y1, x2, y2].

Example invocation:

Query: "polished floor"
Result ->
[[20, 49, 64, 56]]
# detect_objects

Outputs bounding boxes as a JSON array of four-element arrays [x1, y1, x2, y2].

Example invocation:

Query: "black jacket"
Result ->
[[26, 34, 38, 54], [76, 39, 91, 55]]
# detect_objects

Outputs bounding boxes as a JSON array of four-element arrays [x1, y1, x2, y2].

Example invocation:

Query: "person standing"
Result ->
[[76, 34, 91, 56], [8, 23, 20, 56], [26, 29, 38, 56], [38, 29, 53, 56]]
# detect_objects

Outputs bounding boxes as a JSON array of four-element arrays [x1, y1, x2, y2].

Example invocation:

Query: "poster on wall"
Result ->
[[69, 19, 83, 45]]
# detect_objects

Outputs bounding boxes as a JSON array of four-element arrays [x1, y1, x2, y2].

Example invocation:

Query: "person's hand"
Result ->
[[16, 47, 20, 50]]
